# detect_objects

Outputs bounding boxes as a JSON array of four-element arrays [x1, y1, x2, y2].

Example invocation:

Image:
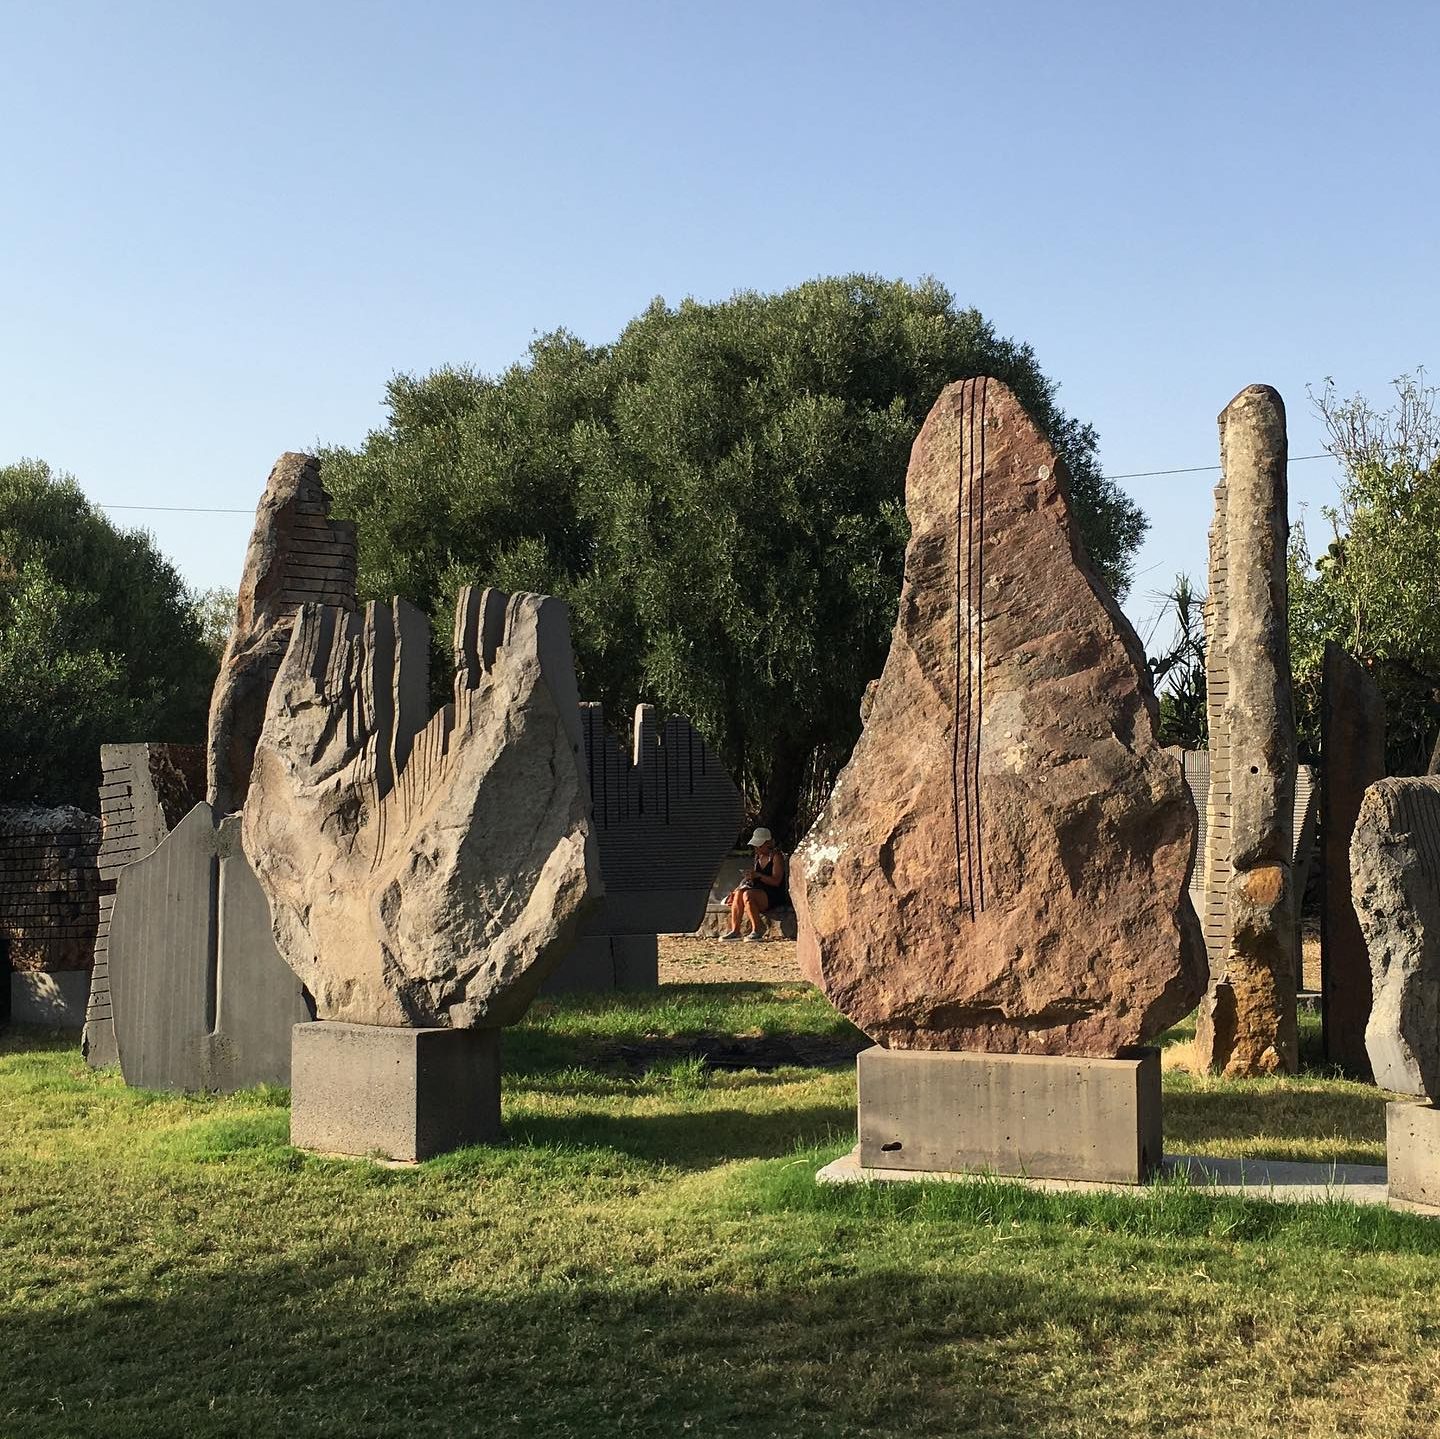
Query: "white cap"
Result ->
[[747, 827, 773, 847]]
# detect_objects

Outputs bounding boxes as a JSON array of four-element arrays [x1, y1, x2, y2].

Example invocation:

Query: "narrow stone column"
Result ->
[[1194, 384, 1298, 1075], [1321, 642, 1385, 1076]]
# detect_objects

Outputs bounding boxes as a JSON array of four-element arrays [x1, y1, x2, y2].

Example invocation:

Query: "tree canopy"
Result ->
[[0, 460, 216, 808], [321, 275, 1147, 840], [1290, 371, 1440, 772]]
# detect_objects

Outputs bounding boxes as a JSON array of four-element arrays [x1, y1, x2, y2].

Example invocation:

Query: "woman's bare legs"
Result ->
[[741, 888, 770, 937], [725, 887, 748, 933]]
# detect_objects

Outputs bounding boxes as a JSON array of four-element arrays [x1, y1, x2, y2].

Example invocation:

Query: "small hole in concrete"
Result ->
[[881, 1141, 902, 1152], [1250, 765, 1259, 773]]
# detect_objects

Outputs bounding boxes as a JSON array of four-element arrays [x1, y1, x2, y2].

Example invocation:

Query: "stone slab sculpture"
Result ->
[[244, 586, 601, 1159], [207, 452, 357, 816], [1351, 776, 1440, 1210], [793, 377, 1205, 1182], [543, 703, 743, 993], [83, 743, 203, 1066], [1193, 385, 1299, 1077], [1321, 644, 1385, 1076], [108, 803, 310, 1092], [246, 587, 601, 1029]]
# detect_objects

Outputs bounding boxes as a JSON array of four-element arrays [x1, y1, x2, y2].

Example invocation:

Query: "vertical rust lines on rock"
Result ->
[[951, 378, 988, 919]]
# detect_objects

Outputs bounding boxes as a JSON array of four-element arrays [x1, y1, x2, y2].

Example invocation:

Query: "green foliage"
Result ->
[[189, 585, 236, 661], [1148, 574, 1208, 749], [321, 276, 1146, 839], [1290, 372, 1440, 772], [0, 460, 216, 807]]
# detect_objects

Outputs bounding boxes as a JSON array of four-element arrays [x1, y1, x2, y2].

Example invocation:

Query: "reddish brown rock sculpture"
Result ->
[[794, 378, 1206, 1056], [206, 453, 357, 815]]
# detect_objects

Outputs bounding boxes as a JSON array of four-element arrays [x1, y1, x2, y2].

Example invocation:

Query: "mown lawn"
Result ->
[[3, 985, 1438, 1439]]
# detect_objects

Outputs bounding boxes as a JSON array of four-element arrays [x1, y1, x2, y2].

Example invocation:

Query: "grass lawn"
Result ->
[[3, 982, 1439, 1439]]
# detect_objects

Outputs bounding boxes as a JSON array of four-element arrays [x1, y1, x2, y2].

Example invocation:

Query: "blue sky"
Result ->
[[3, 1, 1436, 648]]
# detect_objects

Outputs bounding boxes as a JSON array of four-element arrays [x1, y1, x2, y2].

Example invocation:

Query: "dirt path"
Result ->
[[658, 934, 802, 984]]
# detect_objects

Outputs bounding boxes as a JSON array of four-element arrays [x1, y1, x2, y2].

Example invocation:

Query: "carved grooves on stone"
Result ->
[[952, 377, 988, 919], [285, 587, 538, 873], [1203, 482, 1232, 968]]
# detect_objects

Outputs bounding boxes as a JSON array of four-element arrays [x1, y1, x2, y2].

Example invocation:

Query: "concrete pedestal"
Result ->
[[290, 1022, 501, 1162], [1387, 1101, 1440, 1209], [857, 1045, 1163, 1184]]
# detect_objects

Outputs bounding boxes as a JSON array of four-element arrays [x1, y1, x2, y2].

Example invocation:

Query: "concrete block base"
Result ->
[[1387, 1101, 1440, 1210], [8, 970, 90, 1029], [290, 1022, 501, 1162], [857, 1045, 1163, 1184], [541, 935, 659, 994]]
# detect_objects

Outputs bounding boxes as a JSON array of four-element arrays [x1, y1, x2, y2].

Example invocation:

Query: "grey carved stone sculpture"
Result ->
[[581, 703, 744, 934], [243, 587, 602, 1028], [108, 803, 310, 1092], [207, 453, 357, 816], [1322, 644, 1386, 1076], [83, 742, 204, 1067], [1194, 384, 1299, 1077], [1352, 777, 1440, 1098]]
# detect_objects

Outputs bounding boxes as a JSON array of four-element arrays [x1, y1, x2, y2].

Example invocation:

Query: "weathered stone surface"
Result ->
[[1321, 645, 1385, 1076], [244, 588, 601, 1028], [1386, 1101, 1440, 1210], [1194, 385, 1299, 1076], [83, 742, 203, 1067], [1352, 776, 1440, 1097], [794, 377, 1206, 1056], [108, 803, 310, 1092], [206, 453, 357, 816]]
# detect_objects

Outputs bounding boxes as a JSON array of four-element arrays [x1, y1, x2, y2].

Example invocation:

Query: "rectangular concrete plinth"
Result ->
[[290, 1022, 501, 1162], [858, 1045, 1163, 1184], [1387, 1101, 1440, 1209]]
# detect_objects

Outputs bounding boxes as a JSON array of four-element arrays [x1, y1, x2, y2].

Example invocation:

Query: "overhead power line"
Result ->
[[90, 452, 1338, 516]]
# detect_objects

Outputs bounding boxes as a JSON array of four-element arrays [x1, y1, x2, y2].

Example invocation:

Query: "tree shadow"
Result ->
[[0, 1252, 1135, 1438]]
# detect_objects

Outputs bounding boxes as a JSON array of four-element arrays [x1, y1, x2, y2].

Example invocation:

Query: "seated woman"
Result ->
[[721, 827, 790, 942]]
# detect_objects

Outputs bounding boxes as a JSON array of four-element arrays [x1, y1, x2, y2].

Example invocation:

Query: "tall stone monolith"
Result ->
[[1321, 643, 1385, 1076], [1193, 385, 1298, 1076]]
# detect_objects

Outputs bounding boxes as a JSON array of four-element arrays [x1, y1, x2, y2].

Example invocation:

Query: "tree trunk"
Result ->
[[756, 734, 813, 849]]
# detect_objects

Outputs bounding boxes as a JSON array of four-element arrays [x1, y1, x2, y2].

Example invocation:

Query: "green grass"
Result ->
[[3, 988, 1439, 1439]]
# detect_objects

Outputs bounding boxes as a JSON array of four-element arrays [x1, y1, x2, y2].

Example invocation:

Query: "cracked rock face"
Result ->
[[793, 377, 1207, 1056], [1352, 777, 1440, 1098], [243, 587, 601, 1028]]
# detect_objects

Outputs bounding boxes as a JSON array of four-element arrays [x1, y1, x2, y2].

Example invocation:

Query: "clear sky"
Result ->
[[3, 1, 1436, 648]]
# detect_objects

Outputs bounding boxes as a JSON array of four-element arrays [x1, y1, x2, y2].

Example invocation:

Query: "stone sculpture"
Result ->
[[1193, 385, 1299, 1077], [207, 452, 356, 816], [1352, 777, 1440, 1097], [83, 743, 203, 1065], [108, 803, 310, 1092], [544, 703, 744, 992], [244, 587, 601, 1029], [1321, 644, 1385, 1076], [794, 377, 1207, 1059], [1352, 776, 1440, 1209]]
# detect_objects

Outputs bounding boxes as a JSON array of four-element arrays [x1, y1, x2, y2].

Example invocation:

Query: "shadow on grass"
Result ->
[[0, 1253, 1133, 1439], [504, 1100, 857, 1169], [1163, 1079, 1388, 1165]]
